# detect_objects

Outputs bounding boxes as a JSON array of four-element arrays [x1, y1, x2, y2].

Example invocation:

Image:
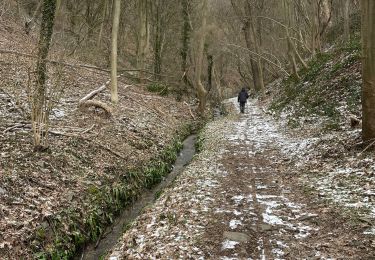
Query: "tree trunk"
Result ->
[[287, 32, 299, 78], [97, 0, 108, 48], [311, 0, 320, 54], [361, 0, 375, 141], [243, 0, 265, 94], [25, 0, 43, 34], [344, 0, 350, 42], [243, 20, 264, 93], [137, 0, 150, 73], [284, 0, 305, 78], [194, 0, 208, 114], [250, 20, 265, 95], [181, 0, 191, 93], [207, 54, 213, 92], [32, 0, 56, 150], [110, 0, 121, 104], [34, 0, 56, 116], [153, 0, 163, 80]]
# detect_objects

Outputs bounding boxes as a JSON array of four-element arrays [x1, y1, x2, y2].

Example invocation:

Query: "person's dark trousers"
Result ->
[[240, 102, 246, 113]]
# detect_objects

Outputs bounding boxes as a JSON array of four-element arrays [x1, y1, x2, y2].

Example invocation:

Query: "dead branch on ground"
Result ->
[[184, 101, 196, 120], [79, 100, 113, 116], [79, 85, 108, 105]]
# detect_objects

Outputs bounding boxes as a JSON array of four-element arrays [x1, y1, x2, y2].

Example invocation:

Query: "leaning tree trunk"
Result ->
[[110, 0, 121, 104], [32, 0, 56, 150], [194, 0, 208, 114], [361, 0, 375, 141]]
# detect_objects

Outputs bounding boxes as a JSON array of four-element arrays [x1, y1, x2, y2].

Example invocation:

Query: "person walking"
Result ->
[[237, 87, 249, 113]]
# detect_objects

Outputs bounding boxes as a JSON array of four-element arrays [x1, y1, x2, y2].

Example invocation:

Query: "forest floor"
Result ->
[[0, 17, 196, 258], [109, 98, 375, 259]]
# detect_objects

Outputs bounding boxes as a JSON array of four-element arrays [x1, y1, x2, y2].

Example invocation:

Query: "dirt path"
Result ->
[[109, 99, 374, 259], [202, 101, 374, 259]]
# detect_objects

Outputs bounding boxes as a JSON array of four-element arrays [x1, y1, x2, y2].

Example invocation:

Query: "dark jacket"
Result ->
[[238, 89, 249, 103]]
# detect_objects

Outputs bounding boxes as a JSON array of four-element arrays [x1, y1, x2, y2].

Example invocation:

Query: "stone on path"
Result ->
[[223, 231, 250, 242], [260, 224, 273, 232]]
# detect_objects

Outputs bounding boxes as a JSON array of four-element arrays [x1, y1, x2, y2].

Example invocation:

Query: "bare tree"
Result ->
[[343, 0, 350, 42], [194, 0, 208, 114], [231, 0, 265, 94], [97, 0, 108, 48], [284, 0, 307, 78], [31, 0, 57, 151], [181, 0, 192, 93], [361, 0, 375, 141], [137, 0, 150, 72], [110, 0, 121, 104]]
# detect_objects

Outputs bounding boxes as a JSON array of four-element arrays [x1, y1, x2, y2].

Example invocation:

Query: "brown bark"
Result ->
[[361, 0, 375, 141], [242, 6, 264, 93], [181, 0, 192, 95], [249, 17, 265, 96], [110, 0, 121, 104], [311, 0, 320, 53], [284, 0, 307, 77], [80, 100, 112, 117], [32, 0, 56, 150], [344, 0, 350, 42], [194, 0, 208, 114], [25, 0, 43, 34], [97, 0, 108, 48], [137, 0, 150, 73]]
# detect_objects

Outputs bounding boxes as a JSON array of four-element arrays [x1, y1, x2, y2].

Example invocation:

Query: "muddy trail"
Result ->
[[108, 100, 375, 259], [202, 105, 372, 259]]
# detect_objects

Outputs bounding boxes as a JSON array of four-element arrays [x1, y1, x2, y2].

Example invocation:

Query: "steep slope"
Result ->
[[264, 35, 375, 242], [269, 38, 361, 133], [0, 16, 196, 258]]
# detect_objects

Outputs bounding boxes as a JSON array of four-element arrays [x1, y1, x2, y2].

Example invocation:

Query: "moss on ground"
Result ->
[[270, 37, 362, 131]]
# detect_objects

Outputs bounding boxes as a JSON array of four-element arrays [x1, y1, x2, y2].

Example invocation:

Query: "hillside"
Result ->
[[1, 2, 375, 259], [0, 16, 197, 258], [263, 35, 375, 241], [269, 38, 361, 133]]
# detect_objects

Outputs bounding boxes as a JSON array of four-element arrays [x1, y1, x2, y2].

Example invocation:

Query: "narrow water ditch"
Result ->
[[79, 135, 197, 259]]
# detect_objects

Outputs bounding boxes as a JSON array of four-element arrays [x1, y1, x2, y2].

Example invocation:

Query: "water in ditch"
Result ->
[[79, 135, 197, 259]]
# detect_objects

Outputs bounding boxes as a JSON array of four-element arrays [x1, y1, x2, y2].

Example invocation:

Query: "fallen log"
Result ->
[[79, 84, 108, 105], [79, 100, 112, 116]]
